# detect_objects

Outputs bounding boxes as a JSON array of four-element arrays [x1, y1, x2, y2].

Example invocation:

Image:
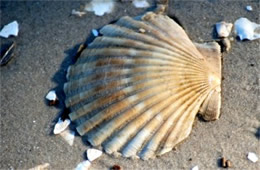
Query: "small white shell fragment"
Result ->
[[234, 17, 260, 41], [191, 165, 199, 170], [215, 21, 233, 38], [246, 5, 253, 11], [46, 90, 57, 101], [84, 0, 115, 16], [132, 0, 149, 8], [71, 9, 86, 17], [53, 118, 71, 135], [247, 152, 259, 163], [75, 160, 91, 170], [87, 148, 103, 161], [28, 163, 50, 170], [60, 129, 75, 146], [0, 21, 19, 38], [92, 29, 99, 37]]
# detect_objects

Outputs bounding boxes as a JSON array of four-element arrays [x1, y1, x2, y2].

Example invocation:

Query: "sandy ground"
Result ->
[[0, 0, 259, 169]]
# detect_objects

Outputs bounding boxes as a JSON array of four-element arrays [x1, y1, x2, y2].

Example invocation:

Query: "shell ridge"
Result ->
[[140, 87, 209, 159], [101, 81, 209, 155], [157, 88, 211, 155], [90, 79, 208, 146], [115, 14, 202, 62], [67, 72, 208, 116], [141, 12, 204, 60]]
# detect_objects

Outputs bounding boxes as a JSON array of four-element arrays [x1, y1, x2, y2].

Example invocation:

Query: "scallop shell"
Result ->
[[64, 12, 222, 160]]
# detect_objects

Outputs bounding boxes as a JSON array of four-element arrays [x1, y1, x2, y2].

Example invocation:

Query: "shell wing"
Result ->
[[64, 12, 221, 159]]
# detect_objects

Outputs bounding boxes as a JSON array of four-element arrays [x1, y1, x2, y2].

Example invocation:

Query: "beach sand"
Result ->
[[1, 0, 259, 169]]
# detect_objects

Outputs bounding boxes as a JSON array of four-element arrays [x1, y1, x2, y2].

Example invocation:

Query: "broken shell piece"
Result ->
[[138, 28, 146, 33], [53, 118, 71, 134], [215, 21, 233, 38], [28, 163, 50, 170], [221, 157, 232, 168], [247, 152, 258, 163], [75, 160, 91, 170], [246, 5, 253, 11], [132, 0, 150, 8], [84, 0, 115, 16], [72, 9, 86, 17], [234, 17, 260, 41], [0, 41, 15, 66], [46, 90, 58, 106], [92, 29, 99, 37], [191, 165, 199, 170], [0, 21, 19, 38], [60, 129, 75, 146], [219, 38, 231, 52], [86, 148, 103, 161]]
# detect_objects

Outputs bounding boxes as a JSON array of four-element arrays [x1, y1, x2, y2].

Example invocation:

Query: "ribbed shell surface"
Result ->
[[64, 12, 221, 160]]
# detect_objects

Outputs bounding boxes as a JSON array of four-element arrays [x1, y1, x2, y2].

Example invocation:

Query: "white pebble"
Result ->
[[0, 21, 19, 38], [53, 118, 71, 135], [75, 160, 91, 170], [92, 29, 99, 37], [86, 148, 103, 161], [46, 90, 57, 101], [132, 0, 150, 8], [84, 0, 115, 16], [215, 21, 233, 38], [191, 165, 199, 170], [246, 5, 253, 11], [247, 152, 258, 163]]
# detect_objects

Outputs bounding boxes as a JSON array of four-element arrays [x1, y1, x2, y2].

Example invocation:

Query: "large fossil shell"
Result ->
[[64, 12, 222, 160]]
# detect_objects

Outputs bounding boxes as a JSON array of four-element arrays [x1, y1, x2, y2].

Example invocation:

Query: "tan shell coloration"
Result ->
[[64, 12, 222, 160]]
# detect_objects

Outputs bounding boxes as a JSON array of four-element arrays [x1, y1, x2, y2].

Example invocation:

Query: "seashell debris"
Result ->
[[71, 9, 86, 17], [191, 165, 199, 170], [86, 148, 103, 162], [0, 42, 15, 66], [92, 29, 99, 37], [75, 160, 91, 170], [46, 90, 58, 105], [28, 163, 50, 170], [247, 152, 259, 163], [234, 17, 260, 41], [132, 0, 150, 8], [246, 5, 253, 11], [53, 118, 70, 135], [215, 21, 233, 38], [84, 0, 115, 16], [0, 21, 19, 38], [60, 129, 75, 146], [64, 12, 222, 160]]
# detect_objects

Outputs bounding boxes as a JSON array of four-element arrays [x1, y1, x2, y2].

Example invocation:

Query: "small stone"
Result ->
[[46, 90, 58, 106], [53, 118, 71, 135], [191, 165, 199, 170], [215, 21, 233, 38], [86, 148, 103, 161], [246, 5, 253, 11], [111, 164, 122, 170], [139, 28, 146, 33], [247, 152, 258, 163], [92, 29, 99, 37]]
